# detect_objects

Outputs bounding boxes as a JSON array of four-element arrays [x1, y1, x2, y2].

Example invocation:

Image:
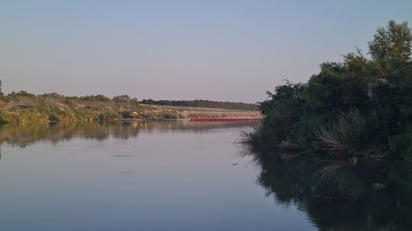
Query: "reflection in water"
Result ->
[[0, 121, 257, 148], [0, 121, 318, 231], [245, 145, 412, 230], [3, 121, 412, 229]]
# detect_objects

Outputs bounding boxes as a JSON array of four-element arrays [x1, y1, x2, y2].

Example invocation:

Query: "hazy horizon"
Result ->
[[1, 1, 412, 103]]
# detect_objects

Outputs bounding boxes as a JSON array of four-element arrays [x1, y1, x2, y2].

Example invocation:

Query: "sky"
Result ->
[[1, 1, 412, 103]]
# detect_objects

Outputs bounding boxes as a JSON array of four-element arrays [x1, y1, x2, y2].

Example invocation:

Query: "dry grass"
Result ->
[[317, 130, 348, 157]]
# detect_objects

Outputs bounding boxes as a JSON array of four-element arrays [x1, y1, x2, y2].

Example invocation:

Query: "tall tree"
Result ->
[[368, 20, 411, 76]]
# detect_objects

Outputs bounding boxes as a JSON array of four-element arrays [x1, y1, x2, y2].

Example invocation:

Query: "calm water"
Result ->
[[0, 121, 315, 231]]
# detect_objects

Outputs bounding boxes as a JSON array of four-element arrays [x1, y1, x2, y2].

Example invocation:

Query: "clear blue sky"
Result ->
[[1, 0, 411, 103]]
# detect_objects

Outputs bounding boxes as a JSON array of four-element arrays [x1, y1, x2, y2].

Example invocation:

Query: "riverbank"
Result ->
[[0, 93, 260, 125], [247, 21, 412, 200]]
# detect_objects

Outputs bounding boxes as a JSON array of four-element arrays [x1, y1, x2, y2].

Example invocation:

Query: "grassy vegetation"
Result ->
[[0, 92, 260, 125], [0, 93, 138, 124]]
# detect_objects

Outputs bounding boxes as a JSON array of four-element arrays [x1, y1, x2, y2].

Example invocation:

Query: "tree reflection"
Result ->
[[246, 146, 412, 230], [0, 121, 258, 147]]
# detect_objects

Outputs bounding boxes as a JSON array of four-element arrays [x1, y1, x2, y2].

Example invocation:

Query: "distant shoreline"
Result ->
[[0, 92, 260, 125]]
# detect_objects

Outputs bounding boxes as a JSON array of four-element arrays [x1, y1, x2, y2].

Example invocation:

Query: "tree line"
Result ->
[[140, 99, 257, 111], [247, 20, 412, 200]]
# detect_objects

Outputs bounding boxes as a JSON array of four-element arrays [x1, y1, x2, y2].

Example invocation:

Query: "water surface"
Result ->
[[0, 121, 315, 231]]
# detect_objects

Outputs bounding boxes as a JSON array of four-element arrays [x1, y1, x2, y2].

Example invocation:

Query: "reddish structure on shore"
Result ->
[[190, 117, 263, 122]]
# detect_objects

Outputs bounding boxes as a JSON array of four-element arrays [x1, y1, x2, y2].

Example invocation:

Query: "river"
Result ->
[[0, 121, 317, 231]]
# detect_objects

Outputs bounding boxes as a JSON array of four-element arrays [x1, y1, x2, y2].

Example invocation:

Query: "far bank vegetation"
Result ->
[[0, 90, 259, 125]]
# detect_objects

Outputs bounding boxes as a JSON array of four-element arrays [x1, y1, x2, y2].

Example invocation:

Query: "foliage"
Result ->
[[0, 92, 134, 124], [0, 88, 256, 124], [8, 90, 36, 98], [140, 99, 257, 111], [249, 20, 412, 200], [79, 94, 111, 102], [368, 20, 411, 76]]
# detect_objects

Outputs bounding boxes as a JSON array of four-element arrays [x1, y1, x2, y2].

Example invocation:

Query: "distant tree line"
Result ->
[[0, 88, 259, 124], [3, 91, 139, 105], [140, 99, 257, 111], [1, 90, 255, 111]]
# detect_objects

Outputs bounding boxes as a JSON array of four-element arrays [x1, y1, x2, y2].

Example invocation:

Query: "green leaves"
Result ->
[[368, 20, 411, 76], [255, 20, 412, 161]]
